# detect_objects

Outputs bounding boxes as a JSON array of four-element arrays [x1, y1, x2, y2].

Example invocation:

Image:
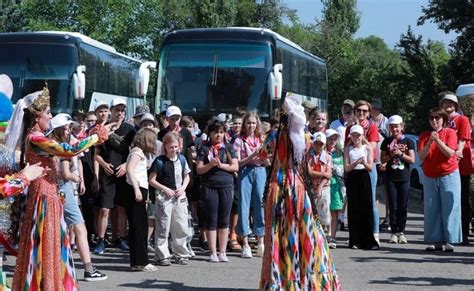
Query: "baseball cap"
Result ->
[[133, 105, 150, 118], [110, 97, 127, 108], [139, 113, 157, 126], [388, 115, 403, 125], [439, 93, 458, 105], [371, 98, 382, 109], [310, 131, 326, 144], [350, 125, 364, 135], [342, 99, 355, 107], [302, 100, 317, 110], [217, 113, 227, 122], [166, 105, 182, 117], [94, 101, 109, 111], [72, 109, 86, 119], [325, 128, 340, 138], [46, 113, 73, 135]]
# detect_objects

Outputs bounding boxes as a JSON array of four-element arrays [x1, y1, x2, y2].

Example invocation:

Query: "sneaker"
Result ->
[[256, 243, 264, 257], [93, 241, 105, 255], [200, 239, 209, 252], [425, 243, 443, 252], [171, 256, 189, 265], [142, 263, 158, 272], [84, 268, 107, 281], [380, 219, 389, 231], [350, 245, 359, 250], [374, 234, 381, 247], [443, 243, 454, 252], [116, 239, 129, 251], [389, 234, 398, 244], [338, 220, 346, 231], [241, 245, 253, 258], [208, 253, 219, 263], [218, 253, 229, 262], [156, 258, 171, 266], [328, 238, 337, 249], [398, 233, 408, 244]]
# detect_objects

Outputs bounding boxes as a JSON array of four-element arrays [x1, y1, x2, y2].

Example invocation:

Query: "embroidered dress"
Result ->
[[259, 129, 341, 291], [12, 129, 98, 291]]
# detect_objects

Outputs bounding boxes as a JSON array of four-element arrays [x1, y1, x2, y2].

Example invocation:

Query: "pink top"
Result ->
[[233, 134, 263, 167]]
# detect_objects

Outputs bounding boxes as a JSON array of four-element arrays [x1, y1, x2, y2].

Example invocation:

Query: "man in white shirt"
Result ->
[[329, 99, 355, 148]]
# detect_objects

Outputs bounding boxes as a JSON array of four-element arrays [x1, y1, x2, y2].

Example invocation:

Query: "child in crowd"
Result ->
[[234, 111, 266, 258], [125, 128, 158, 271], [149, 132, 191, 266], [196, 120, 239, 262], [228, 114, 243, 251], [325, 129, 345, 249], [308, 132, 333, 233]]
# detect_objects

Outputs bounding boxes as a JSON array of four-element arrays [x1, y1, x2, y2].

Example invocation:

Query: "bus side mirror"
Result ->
[[136, 61, 157, 97], [73, 65, 86, 100], [268, 64, 283, 100]]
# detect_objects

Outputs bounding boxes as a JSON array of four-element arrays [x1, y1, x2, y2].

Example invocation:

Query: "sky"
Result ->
[[285, 0, 458, 48]]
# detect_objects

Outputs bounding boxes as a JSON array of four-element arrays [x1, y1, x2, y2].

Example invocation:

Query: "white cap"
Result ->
[[325, 128, 340, 138], [110, 97, 127, 108], [217, 113, 227, 122], [350, 125, 364, 135], [94, 101, 109, 111], [166, 105, 182, 117], [440, 93, 458, 105], [46, 113, 73, 135], [310, 131, 326, 144], [140, 113, 157, 126], [388, 115, 403, 125]]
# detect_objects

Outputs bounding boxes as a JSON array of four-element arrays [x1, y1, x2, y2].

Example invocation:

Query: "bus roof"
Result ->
[[164, 27, 325, 63], [0, 31, 141, 62]]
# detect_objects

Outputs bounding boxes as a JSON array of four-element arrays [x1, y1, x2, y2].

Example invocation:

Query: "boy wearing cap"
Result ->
[[330, 99, 355, 148], [439, 91, 473, 245], [307, 132, 333, 233], [380, 115, 415, 244], [94, 98, 135, 254]]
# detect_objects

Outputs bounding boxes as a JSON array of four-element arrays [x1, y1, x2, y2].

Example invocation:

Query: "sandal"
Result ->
[[228, 239, 242, 251]]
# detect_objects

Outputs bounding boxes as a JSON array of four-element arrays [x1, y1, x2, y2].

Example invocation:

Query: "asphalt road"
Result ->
[[3, 188, 474, 290]]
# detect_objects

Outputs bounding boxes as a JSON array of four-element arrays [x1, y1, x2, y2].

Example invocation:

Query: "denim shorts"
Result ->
[[61, 182, 85, 226]]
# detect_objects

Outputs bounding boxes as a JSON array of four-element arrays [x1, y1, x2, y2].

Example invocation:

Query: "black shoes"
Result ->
[[84, 268, 107, 282]]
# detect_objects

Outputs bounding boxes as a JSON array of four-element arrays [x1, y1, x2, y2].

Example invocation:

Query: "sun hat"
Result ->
[[139, 113, 157, 126], [166, 105, 182, 117], [310, 131, 326, 144], [133, 105, 150, 118], [388, 115, 403, 125], [325, 128, 340, 138], [342, 99, 355, 107], [46, 113, 73, 135], [350, 125, 364, 135], [110, 97, 127, 108]]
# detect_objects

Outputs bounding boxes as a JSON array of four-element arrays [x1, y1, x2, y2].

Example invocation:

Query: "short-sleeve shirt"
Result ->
[[126, 147, 148, 189], [158, 126, 194, 151], [197, 142, 238, 187], [233, 135, 263, 167], [329, 118, 348, 148], [100, 121, 135, 167], [381, 136, 415, 181], [449, 114, 473, 176], [418, 128, 458, 178], [152, 155, 191, 190], [308, 150, 333, 188]]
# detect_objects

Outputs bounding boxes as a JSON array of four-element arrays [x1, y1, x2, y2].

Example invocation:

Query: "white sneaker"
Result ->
[[142, 263, 158, 272], [389, 234, 398, 244], [218, 253, 229, 262], [256, 243, 264, 257], [241, 245, 253, 258], [398, 233, 408, 244], [208, 253, 219, 263]]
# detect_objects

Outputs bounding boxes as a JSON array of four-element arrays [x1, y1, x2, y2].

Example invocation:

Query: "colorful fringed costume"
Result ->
[[259, 125, 341, 290], [12, 129, 98, 291]]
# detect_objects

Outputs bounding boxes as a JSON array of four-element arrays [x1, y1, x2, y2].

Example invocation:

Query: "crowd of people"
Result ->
[[0, 76, 472, 289]]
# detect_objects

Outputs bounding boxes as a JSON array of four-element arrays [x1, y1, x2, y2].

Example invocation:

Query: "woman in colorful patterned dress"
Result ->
[[259, 95, 340, 290], [7, 87, 107, 290]]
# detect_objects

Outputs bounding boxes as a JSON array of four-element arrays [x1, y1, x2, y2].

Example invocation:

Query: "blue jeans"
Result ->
[[369, 165, 379, 234], [61, 182, 84, 226], [423, 170, 462, 244], [236, 166, 266, 237]]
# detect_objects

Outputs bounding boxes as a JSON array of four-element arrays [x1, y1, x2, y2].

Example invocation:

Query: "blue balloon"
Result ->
[[0, 92, 14, 122]]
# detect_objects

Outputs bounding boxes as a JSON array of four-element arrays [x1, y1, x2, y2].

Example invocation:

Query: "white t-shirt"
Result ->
[[349, 144, 369, 170], [330, 118, 348, 147], [126, 147, 149, 189]]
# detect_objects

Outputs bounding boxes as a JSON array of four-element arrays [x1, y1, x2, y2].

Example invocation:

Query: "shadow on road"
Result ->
[[369, 276, 474, 287], [119, 279, 256, 290]]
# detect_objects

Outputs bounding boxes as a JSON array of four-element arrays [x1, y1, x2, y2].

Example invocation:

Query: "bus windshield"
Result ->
[[0, 43, 78, 112], [158, 42, 272, 116]]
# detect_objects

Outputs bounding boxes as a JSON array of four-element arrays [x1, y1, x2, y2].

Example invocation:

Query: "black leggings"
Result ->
[[202, 185, 233, 230], [124, 186, 149, 267]]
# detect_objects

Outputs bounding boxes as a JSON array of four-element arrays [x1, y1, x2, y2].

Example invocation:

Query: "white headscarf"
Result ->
[[283, 94, 306, 164]]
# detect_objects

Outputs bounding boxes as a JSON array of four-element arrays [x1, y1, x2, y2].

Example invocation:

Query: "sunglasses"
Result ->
[[86, 119, 97, 123], [429, 115, 442, 121], [356, 109, 369, 114]]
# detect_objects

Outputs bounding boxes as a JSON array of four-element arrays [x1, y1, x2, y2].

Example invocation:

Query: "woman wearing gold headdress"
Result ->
[[7, 87, 108, 290]]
